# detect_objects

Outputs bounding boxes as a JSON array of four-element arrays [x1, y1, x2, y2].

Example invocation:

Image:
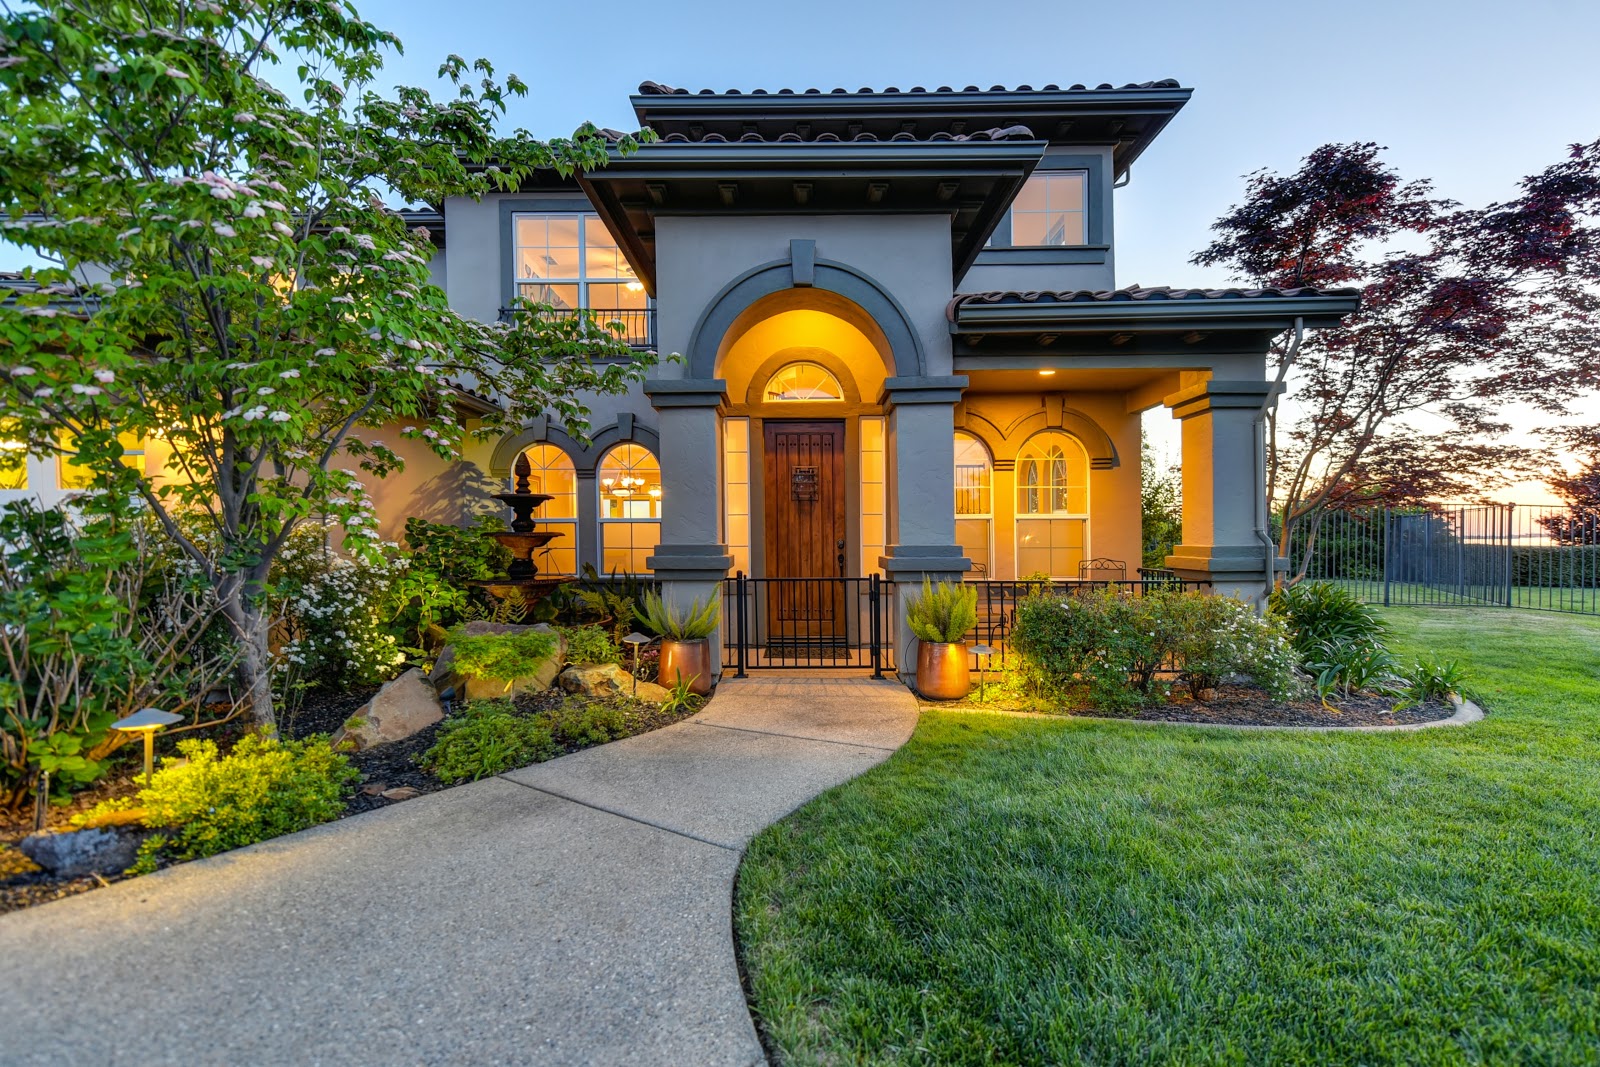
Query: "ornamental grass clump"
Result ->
[[636, 590, 720, 641], [905, 579, 978, 644], [446, 628, 559, 680]]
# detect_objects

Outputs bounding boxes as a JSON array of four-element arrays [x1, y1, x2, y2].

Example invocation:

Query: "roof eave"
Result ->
[[951, 294, 1362, 334]]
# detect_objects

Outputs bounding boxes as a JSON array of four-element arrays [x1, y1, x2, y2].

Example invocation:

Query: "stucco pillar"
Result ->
[[877, 376, 970, 688], [644, 379, 734, 681], [1164, 379, 1278, 607]]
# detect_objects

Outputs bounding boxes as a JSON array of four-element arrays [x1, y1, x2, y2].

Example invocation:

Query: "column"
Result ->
[[643, 379, 734, 679], [1164, 379, 1278, 606], [877, 376, 970, 687]]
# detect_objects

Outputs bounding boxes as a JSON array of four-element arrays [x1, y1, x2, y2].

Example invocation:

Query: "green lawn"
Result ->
[[735, 608, 1600, 1065]]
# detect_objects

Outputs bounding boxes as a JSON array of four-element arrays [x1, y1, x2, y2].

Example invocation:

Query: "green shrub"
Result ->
[[635, 589, 720, 640], [905, 578, 978, 644], [122, 733, 357, 866], [420, 701, 557, 783], [545, 701, 630, 746], [1268, 580, 1389, 659], [1305, 636, 1404, 701], [387, 516, 513, 645], [447, 628, 559, 680], [1169, 594, 1302, 702], [1397, 655, 1470, 709], [559, 625, 618, 666]]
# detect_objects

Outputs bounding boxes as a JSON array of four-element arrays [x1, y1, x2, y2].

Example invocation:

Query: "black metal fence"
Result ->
[[1289, 504, 1600, 615], [722, 573, 895, 676], [965, 577, 1214, 667]]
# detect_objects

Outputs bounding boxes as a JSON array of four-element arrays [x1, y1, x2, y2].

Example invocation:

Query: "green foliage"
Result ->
[[0, 502, 234, 809], [125, 734, 357, 865], [1140, 432, 1183, 570], [1269, 580, 1391, 658], [1306, 637, 1404, 701], [558, 625, 618, 666], [1011, 589, 1301, 710], [420, 701, 556, 783], [0, 0, 658, 727], [904, 578, 978, 644], [446, 628, 559, 682], [635, 589, 720, 641], [566, 565, 652, 643], [386, 517, 511, 646], [660, 676, 706, 716], [544, 701, 630, 747], [271, 523, 406, 697], [1396, 655, 1470, 710]]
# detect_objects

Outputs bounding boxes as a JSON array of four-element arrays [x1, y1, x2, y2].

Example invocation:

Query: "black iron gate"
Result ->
[[722, 573, 894, 676]]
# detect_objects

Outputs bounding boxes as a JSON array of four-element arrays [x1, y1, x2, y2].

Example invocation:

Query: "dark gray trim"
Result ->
[[790, 239, 816, 287], [972, 246, 1111, 266], [646, 543, 735, 580], [489, 417, 661, 478], [644, 378, 729, 409], [1166, 380, 1280, 419], [877, 375, 968, 407], [951, 292, 1361, 335], [879, 544, 972, 578], [686, 257, 926, 380], [986, 153, 1108, 250], [497, 196, 602, 310]]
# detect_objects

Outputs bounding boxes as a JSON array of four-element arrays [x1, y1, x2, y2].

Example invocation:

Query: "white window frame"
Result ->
[[511, 212, 646, 310], [596, 443, 662, 576], [1015, 431, 1091, 579], [954, 431, 994, 579]]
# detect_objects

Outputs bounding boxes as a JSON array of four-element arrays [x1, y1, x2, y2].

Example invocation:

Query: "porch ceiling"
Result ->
[[959, 367, 1177, 395]]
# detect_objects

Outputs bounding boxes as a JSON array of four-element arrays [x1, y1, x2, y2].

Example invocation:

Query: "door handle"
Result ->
[[836, 538, 846, 576]]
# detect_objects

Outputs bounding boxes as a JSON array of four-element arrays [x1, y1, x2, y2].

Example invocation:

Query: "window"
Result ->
[[859, 416, 886, 577], [513, 212, 650, 342], [1008, 171, 1088, 247], [723, 418, 751, 575], [763, 361, 843, 403], [0, 424, 26, 490], [518, 444, 577, 576], [57, 429, 144, 490], [597, 443, 661, 575], [1015, 431, 1089, 578], [954, 432, 993, 579]]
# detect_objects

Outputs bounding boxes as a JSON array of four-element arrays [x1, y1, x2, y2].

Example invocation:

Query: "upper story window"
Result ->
[[763, 361, 843, 403], [0, 426, 26, 490], [1010, 171, 1088, 246], [513, 213, 647, 313]]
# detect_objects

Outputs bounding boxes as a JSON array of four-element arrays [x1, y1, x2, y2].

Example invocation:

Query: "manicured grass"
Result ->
[[735, 608, 1600, 1065]]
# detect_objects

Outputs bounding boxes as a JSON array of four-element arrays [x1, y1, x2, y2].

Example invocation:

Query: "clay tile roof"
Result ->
[[628, 125, 1039, 146], [948, 285, 1363, 320], [638, 79, 1183, 96]]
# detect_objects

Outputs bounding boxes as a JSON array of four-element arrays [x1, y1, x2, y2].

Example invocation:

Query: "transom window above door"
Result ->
[[512, 213, 647, 314], [763, 361, 844, 403]]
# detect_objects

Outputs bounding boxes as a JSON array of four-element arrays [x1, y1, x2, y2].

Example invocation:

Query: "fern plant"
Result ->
[[905, 578, 978, 644], [635, 589, 720, 641]]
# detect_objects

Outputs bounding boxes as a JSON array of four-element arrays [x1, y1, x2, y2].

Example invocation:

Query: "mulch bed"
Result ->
[[1117, 685, 1456, 727]]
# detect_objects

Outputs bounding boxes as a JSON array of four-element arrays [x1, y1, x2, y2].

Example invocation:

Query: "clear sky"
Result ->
[[358, 0, 1597, 501]]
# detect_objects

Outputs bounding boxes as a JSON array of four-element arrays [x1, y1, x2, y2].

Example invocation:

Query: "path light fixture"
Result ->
[[971, 645, 996, 704], [622, 632, 653, 696], [110, 708, 184, 787]]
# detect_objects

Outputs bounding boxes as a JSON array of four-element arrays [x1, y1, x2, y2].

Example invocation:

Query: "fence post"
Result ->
[[1504, 504, 1515, 608], [734, 571, 748, 678], [1382, 507, 1393, 607], [869, 575, 883, 679]]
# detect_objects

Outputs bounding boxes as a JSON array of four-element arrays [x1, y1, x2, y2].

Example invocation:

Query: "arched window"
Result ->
[[1015, 431, 1089, 578], [597, 443, 661, 574], [517, 443, 577, 576], [954, 431, 993, 578], [763, 361, 843, 402]]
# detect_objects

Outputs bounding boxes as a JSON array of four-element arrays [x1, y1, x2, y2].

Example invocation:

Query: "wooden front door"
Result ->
[[763, 420, 847, 642]]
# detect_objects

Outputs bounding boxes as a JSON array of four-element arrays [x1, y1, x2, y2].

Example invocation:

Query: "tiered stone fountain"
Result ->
[[470, 451, 573, 610]]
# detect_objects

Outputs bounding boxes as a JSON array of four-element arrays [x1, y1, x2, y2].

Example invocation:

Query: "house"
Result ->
[[1, 80, 1361, 689]]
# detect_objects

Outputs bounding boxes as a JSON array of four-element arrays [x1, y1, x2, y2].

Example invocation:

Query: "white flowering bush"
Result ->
[[271, 521, 407, 695]]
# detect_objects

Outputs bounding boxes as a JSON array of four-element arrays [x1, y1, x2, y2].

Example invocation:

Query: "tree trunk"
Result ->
[[238, 605, 277, 735]]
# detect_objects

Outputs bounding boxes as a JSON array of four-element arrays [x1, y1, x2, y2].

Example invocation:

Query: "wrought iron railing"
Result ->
[[497, 306, 656, 349], [722, 573, 894, 676]]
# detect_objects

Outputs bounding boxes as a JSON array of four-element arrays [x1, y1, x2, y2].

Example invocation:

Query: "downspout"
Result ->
[[1255, 317, 1304, 599]]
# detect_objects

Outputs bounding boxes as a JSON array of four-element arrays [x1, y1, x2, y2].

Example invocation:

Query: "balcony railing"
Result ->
[[497, 307, 656, 350]]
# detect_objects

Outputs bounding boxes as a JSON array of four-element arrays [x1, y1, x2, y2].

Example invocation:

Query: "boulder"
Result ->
[[430, 621, 567, 701], [330, 668, 445, 752], [557, 663, 672, 704], [21, 826, 148, 878]]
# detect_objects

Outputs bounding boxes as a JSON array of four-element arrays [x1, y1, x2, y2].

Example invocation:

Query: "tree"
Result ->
[[1194, 141, 1600, 582], [0, 0, 657, 730], [1540, 452, 1600, 545], [1139, 432, 1182, 570]]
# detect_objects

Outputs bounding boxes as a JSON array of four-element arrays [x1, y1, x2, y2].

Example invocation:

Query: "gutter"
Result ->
[[1255, 317, 1304, 599]]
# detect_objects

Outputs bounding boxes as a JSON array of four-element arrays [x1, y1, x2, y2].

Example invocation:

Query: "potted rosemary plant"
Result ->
[[906, 577, 979, 700], [636, 589, 720, 696]]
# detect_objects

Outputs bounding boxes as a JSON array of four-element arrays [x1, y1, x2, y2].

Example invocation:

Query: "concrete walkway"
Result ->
[[0, 675, 918, 1067]]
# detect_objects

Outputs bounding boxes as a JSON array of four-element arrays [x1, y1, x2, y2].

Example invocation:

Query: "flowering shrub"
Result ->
[[1010, 589, 1302, 710], [272, 523, 407, 696]]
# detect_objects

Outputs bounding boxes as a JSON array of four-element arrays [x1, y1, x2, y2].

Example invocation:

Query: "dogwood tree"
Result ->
[[1194, 141, 1600, 581], [0, 0, 656, 729]]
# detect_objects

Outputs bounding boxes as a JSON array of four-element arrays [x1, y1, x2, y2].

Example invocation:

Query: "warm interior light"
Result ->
[[625, 281, 644, 293], [1038, 369, 1057, 377]]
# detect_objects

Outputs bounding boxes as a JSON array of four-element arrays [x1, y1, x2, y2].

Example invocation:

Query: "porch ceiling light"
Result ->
[[1038, 369, 1056, 377]]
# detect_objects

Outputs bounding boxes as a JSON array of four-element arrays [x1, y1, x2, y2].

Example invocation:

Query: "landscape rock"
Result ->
[[330, 668, 445, 752], [380, 787, 421, 801], [430, 621, 568, 700], [20, 827, 148, 878], [557, 663, 672, 704]]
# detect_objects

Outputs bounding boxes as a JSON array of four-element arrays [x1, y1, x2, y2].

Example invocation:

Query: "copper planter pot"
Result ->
[[916, 641, 971, 701], [659, 638, 714, 695]]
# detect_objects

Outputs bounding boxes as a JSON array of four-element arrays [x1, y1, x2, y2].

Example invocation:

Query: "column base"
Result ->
[[1166, 544, 1280, 608], [879, 546, 970, 690], [646, 543, 734, 581]]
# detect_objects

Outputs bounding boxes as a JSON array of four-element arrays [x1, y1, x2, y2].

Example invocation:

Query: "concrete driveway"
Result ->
[[0, 674, 917, 1067]]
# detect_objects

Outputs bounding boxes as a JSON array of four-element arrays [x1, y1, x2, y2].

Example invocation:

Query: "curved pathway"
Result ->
[[0, 675, 918, 1066]]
